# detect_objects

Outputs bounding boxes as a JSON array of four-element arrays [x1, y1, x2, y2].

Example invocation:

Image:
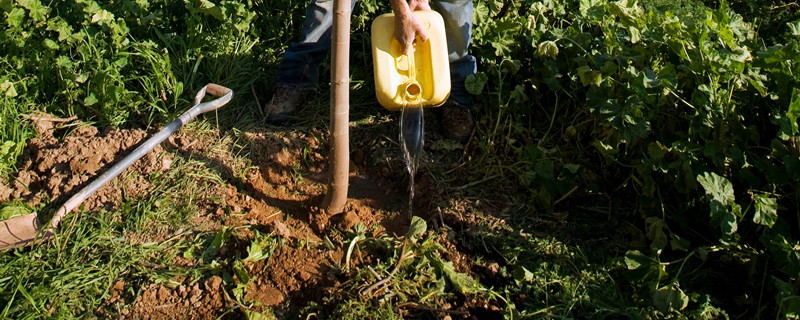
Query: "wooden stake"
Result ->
[[323, 0, 351, 214]]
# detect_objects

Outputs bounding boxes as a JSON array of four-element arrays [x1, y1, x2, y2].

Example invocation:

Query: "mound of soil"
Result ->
[[1, 125, 169, 213]]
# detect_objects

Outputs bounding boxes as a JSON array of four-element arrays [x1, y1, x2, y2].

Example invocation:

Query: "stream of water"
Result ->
[[400, 105, 424, 217]]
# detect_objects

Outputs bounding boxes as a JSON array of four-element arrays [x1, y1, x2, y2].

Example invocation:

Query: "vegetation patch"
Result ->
[[1, 0, 799, 319]]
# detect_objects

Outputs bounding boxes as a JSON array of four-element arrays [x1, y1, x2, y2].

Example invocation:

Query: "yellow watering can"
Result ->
[[371, 10, 450, 111]]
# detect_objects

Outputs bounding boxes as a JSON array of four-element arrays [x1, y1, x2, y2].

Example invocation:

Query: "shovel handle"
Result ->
[[49, 84, 233, 230], [206, 84, 231, 97]]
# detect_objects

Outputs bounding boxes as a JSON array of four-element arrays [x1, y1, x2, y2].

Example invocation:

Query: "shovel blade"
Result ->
[[0, 213, 52, 250]]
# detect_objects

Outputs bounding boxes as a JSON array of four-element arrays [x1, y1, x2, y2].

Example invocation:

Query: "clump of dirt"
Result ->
[[244, 245, 342, 309], [128, 276, 226, 320]]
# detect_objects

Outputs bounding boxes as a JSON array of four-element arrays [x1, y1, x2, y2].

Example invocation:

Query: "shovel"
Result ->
[[0, 84, 233, 251]]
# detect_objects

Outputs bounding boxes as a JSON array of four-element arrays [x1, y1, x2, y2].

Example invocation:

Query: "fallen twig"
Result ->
[[367, 266, 382, 281], [553, 185, 579, 206], [360, 246, 414, 296], [21, 114, 78, 123]]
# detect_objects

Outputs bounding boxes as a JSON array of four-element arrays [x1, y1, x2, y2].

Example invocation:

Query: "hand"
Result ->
[[391, 0, 430, 55], [408, 0, 430, 11]]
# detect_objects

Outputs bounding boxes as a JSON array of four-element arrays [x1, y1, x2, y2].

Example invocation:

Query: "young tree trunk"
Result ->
[[323, 0, 350, 213]]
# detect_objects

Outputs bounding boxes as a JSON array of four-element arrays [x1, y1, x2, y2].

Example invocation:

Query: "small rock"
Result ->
[[337, 210, 359, 231], [271, 220, 292, 239], [205, 276, 222, 292], [487, 262, 500, 276], [161, 156, 173, 171], [157, 286, 170, 301]]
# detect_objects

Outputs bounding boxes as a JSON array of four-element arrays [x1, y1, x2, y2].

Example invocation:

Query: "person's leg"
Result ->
[[433, 0, 476, 142], [268, 0, 358, 123], [275, 0, 336, 90], [433, 0, 476, 107]]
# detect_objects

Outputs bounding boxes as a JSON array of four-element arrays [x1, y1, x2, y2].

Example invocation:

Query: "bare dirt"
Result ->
[[1, 124, 168, 213], [3, 115, 502, 319]]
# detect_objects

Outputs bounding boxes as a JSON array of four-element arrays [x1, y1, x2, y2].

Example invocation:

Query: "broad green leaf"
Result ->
[[406, 216, 427, 239], [747, 69, 768, 97], [628, 26, 641, 43], [245, 231, 277, 262], [465, 73, 488, 95], [513, 266, 534, 284], [84, 93, 99, 106], [753, 194, 778, 228], [0, 80, 17, 97], [789, 88, 800, 134], [501, 59, 521, 75], [696, 172, 735, 205], [0, 0, 12, 12], [646, 217, 668, 253], [577, 66, 602, 87], [46, 19, 74, 43], [203, 226, 229, 259], [537, 40, 559, 59], [719, 210, 738, 235], [608, 2, 639, 25], [781, 297, 800, 318], [42, 38, 58, 50], [243, 309, 276, 320], [233, 260, 250, 284], [0, 140, 15, 162], [91, 10, 114, 24], [775, 277, 800, 317], [625, 250, 666, 282], [624, 250, 650, 270], [641, 68, 659, 89], [653, 284, 689, 312], [197, 0, 224, 20], [18, 0, 48, 22], [79, 0, 102, 14], [669, 233, 691, 252], [647, 142, 668, 159], [7, 7, 25, 27], [440, 260, 482, 294], [790, 21, 800, 37]]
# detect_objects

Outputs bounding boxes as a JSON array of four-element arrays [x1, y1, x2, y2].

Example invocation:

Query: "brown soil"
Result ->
[[3, 115, 503, 319], [2, 125, 168, 213]]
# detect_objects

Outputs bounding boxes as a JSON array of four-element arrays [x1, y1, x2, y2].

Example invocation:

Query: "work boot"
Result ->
[[439, 102, 475, 144], [265, 87, 312, 124]]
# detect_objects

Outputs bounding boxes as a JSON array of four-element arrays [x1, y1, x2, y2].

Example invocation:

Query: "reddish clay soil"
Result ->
[[2, 115, 504, 319]]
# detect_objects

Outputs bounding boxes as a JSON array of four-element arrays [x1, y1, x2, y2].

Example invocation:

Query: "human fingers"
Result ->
[[408, 0, 431, 11]]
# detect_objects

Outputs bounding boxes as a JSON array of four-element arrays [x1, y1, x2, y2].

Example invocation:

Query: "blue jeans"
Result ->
[[275, 0, 476, 107]]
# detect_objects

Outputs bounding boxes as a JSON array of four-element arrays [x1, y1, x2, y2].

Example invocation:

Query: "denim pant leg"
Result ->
[[276, 0, 358, 90], [434, 0, 476, 108]]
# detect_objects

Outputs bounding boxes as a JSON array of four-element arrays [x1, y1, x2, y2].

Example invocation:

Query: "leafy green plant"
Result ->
[[466, 0, 799, 317]]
